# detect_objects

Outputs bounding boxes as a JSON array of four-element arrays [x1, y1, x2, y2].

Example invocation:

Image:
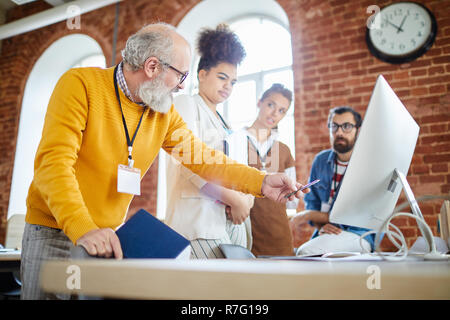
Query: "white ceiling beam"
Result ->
[[10, 0, 38, 5], [44, 0, 69, 6], [0, 0, 121, 40]]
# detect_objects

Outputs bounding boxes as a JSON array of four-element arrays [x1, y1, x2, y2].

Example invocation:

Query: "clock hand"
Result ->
[[397, 15, 407, 33], [383, 18, 404, 33]]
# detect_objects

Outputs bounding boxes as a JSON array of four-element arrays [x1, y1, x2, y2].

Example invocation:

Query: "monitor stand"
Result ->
[[388, 169, 447, 260]]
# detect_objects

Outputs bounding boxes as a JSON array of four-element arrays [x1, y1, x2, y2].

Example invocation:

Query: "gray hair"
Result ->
[[121, 24, 175, 71]]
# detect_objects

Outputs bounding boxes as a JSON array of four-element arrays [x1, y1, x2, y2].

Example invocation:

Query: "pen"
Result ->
[[284, 179, 320, 199]]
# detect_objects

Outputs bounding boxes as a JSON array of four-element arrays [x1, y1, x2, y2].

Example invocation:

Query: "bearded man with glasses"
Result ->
[[290, 106, 376, 256]]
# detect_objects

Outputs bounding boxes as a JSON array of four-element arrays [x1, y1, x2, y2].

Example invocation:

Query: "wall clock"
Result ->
[[366, 2, 437, 64]]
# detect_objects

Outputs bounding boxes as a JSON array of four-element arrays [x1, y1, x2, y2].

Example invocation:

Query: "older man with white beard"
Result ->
[[20, 23, 306, 300]]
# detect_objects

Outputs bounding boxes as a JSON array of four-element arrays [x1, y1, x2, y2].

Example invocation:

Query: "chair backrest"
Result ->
[[219, 244, 256, 259], [439, 200, 450, 248], [5, 214, 26, 249]]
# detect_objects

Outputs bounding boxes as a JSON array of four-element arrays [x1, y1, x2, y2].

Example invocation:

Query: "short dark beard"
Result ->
[[333, 137, 355, 154]]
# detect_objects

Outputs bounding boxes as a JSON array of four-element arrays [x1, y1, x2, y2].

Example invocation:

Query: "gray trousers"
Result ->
[[20, 223, 73, 300]]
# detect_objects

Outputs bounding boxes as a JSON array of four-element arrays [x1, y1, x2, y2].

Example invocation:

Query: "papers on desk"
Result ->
[[261, 236, 450, 262], [260, 254, 381, 261], [260, 252, 406, 261], [260, 251, 438, 261], [0, 249, 21, 261], [296, 253, 385, 261]]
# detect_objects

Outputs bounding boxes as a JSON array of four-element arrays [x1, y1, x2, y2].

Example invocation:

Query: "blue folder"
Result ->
[[116, 209, 190, 259]]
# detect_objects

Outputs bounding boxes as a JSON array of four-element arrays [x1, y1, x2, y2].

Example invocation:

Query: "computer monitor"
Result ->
[[329, 74, 419, 230], [329, 75, 447, 260]]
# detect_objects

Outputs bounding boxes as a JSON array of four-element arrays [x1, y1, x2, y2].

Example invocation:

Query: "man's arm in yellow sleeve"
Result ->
[[163, 107, 309, 203]]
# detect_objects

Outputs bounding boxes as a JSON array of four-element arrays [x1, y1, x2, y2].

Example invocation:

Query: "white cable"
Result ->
[[358, 195, 450, 261], [359, 230, 375, 254], [359, 211, 448, 261]]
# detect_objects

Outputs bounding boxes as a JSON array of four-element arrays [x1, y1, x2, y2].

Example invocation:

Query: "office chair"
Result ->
[[219, 244, 256, 259], [0, 214, 25, 300], [0, 271, 21, 300]]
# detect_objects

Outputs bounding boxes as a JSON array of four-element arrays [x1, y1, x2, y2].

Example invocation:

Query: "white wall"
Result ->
[[177, 0, 289, 94], [7, 34, 105, 219]]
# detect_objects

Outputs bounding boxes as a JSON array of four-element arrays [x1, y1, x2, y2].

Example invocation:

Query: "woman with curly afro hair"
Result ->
[[165, 24, 254, 259]]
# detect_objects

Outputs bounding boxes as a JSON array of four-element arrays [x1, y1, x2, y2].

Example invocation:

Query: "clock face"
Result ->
[[366, 2, 437, 63]]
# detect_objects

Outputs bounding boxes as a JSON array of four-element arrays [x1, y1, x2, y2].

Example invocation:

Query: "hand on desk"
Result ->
[[261, 173, 308, 203], [76, 228, 123, 259], [319, 224, 342, 235]]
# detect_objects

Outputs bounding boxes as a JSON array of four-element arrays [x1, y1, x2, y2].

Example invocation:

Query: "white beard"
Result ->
[[137, 75, 173, 114]]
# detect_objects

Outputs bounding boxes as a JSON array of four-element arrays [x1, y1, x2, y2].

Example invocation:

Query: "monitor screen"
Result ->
[[329, 75, 420, 231]]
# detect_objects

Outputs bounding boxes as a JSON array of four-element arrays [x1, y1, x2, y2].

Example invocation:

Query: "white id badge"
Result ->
[[117, 164, 141, 195], [320, 202, 331, 213]]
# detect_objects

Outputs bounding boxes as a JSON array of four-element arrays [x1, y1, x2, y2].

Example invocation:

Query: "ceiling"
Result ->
[[0, 0, 74, 10]]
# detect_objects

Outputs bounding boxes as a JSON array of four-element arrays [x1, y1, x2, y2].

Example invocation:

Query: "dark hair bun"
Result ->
[[197, 24, 246, 71], [261, 83, 293, 104]]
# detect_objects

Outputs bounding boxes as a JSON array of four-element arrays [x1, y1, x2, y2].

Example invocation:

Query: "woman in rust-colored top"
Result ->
[[232, 83, 298, 256]]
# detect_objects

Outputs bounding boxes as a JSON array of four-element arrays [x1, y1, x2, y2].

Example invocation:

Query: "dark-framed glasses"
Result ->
[[329, 122, 357, 133], [160, 60, 189, 85]]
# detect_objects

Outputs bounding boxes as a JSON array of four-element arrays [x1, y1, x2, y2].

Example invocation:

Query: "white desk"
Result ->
[[0, 249, 21, 272], [0, 249, 21, 260], [40, 258, 450, 300]]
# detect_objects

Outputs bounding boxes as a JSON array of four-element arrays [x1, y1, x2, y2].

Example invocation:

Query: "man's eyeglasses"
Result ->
[[329, 122, 357, 133], [160, 60, 189, 85]]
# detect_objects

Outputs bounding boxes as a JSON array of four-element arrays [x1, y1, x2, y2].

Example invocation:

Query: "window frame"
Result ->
[[223, 15, 295, 157]]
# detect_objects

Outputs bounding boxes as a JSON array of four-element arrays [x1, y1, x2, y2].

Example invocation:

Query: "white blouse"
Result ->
[[227, 127, 299, 210], [165, 94, 238, 240]]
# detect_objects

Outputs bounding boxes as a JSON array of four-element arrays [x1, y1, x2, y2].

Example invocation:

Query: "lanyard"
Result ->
[[215, 111, 232, 155], [215, 111, 232, 134], [113, 65, 147, 168], [247, 135, 273, 171]]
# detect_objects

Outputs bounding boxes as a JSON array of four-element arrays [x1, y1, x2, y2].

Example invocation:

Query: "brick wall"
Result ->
[[278, 0, 450, 250], [1, 0, 449, 251]]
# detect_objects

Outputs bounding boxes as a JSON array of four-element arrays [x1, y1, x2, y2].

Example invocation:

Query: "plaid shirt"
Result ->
[[116, 62, 146, 107]]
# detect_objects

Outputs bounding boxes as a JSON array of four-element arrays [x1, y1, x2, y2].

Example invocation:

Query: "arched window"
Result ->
[[72, 53, 106, 68], [8, 34, 105, 219], [221, 16, 295, 157]]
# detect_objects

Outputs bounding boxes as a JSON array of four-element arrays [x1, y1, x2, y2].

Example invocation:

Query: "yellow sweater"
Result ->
[[26, 66, 265, 244]]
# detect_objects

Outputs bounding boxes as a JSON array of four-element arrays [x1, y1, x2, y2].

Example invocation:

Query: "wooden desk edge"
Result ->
[[40, 259, 450, 300]]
